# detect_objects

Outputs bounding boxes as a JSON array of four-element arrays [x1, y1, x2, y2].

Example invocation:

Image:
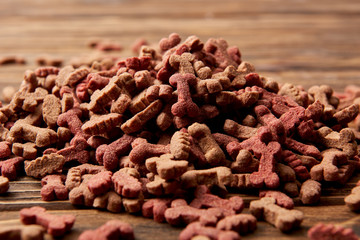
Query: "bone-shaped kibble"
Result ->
[[249, 197, 303, 232], [142, 198, 172, 223], [57, 107, 85, 137], [231, 149, 259, 173], [63, 67, 89, 87], [308, 85, 336, 120], [7, 122, 57, 147], [299, 179, 321, 205], [0, 156, 24, 180], [316, 126, 357, 158], [41, 174, 68, 201], [284, 137, 321, 159], [92, 190, 123, 213], [0, 225, 45, 240], [307, 223, 359, 240], [165, 199, 224, 226], [69, 174, 96, 206], [146, 174, 182, 196], [223, 119, 257, 140], [133, 70, 153, 90], [111, 94, 131, 114], [188, 122, 226, 166], [112, 168, 142, 198], [259, 190, 294, 209], [129, 85, 172, 114], [57, 135, 90, 164], [87, 171, 113, 196], [81, 113, 122, 136], [86, 72, 111, 91], [180, 166, 232, 189], [169, 52, 195, 74], [179, 221, 240, 240], [159, 33, 181, 51], [78, 220, 135, 240], [281, 150, 310, 181], [129, 138, 170, 164], [96, 134, 135, 170], [204, 38, 239, 70], [13, 87, 48, 112], [170, 130, 191, 160], [254, 104, 286, 142], [344, 184, 360, 212], [12, 142, 37, 160], [278, 83, 310, 107], [169, 73, 199, 118], [229, 173, 253, 190], [42, 94, 61, 128], [275, 163, 296, 183], [25, 153, 65, 179], [146, 154, 188, 180], [20, 206, 75, 237], [310, 148, 349, 182], [88, 73, 133, 113], [216, 214, 257, 235], [190, 185, 244, 216], [65, 163, 106, 190], [121, 99, 163, 134], [0, 176, 9, 194], [228, 126, 281, 189]]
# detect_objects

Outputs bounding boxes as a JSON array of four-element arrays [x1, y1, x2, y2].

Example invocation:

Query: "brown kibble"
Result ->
[[20, 206, 75, 237], [165, 198, 224, 226], [159, 33, 181, 52], [65, 163, 106, 191], [69, 174, 96, 206], [180, 166, 232, 189], [179, 221, 240, 240], [146, 154, 188, 180], [170, 131, 191, 160], [24, 153, 65, 178], [7, 122, 58, 147], [0, 176, 9, 194], [344, 184, 360, 212], [93, 190, 123, 213], [42, 94, 61, 128], [231, 149, 259, 173], [223, 119, 257, 140], [310, 148, 351, 183], [216, 214, 257, 235], [299, 179, 321, 205], [249, 197, 303, 232], [259, 190, 294, 209], [146, 174, 181, 196], [121, 100, 163, 134], [0, 55, 26, 65], [112, 168, 142, 198], [188, 122, 226, 166], [0, 225, 45, 240], [1, 86, 17, 103], [81, 113, 122, 136]]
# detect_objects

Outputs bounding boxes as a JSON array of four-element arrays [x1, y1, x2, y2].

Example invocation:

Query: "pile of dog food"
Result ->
[[0, 33, 360, 240]]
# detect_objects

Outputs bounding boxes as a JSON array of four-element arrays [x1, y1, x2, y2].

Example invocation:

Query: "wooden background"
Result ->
[[0, 0, 360, 239]]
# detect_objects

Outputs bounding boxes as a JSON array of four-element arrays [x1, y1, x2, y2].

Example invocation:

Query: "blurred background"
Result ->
[[0, 0, 359, 91]]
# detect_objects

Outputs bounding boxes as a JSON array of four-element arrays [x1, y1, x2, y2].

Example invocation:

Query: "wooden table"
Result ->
[[0, 0, 360, 239]]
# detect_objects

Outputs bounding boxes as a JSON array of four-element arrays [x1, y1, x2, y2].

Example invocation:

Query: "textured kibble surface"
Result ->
[[0, 1, 360, 238]]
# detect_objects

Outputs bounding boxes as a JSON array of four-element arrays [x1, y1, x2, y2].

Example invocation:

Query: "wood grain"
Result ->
[[0, 0, 360, 239]]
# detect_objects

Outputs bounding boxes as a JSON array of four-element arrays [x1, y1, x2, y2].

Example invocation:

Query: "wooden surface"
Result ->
[[1, 0, 360, 239]]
